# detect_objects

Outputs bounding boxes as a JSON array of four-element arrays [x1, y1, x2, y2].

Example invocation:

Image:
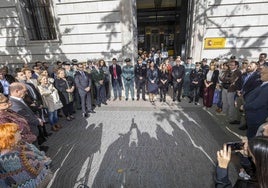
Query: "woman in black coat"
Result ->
[[158, 63, 169, 102], [203, 61, 219, 108], [55, 68, 75, 121]]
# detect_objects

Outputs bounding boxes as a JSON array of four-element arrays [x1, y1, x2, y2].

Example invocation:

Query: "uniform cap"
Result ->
[[125, 58, 131, 62]]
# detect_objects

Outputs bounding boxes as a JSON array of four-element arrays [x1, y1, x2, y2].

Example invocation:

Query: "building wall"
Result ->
[[190, 0, 268, 62], [1, 0, 267, 65], [0, 0, 136, 66]]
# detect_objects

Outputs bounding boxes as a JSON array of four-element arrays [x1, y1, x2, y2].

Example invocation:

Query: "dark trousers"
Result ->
[[136, 80, 146, 99], [95, 85, 106, 105], [189, 84, 200, 102], [62, 102, 74, 117], [159, 85, 168, 99], [173, 81, 183, 100], [74, 88, 81, 109], [37, 124, 48, 145], [203, 86, 215, 107], [79, 91, 92, 114], [104, 81, 110, 99]]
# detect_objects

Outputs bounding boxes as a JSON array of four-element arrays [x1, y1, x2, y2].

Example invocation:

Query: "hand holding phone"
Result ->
[[226, 141, 245, 151]]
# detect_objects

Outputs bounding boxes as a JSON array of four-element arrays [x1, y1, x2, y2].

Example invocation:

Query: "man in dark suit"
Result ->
[[9, 82, 45, 145], [241, 61, 262, 98], [109, 58, 123, 101], [74, 62, 95, 117], [172, 57, 185, 102]]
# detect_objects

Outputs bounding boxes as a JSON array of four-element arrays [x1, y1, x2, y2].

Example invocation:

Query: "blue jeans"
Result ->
[[112, 79, 122, 98], [48, 110, 58, 126]]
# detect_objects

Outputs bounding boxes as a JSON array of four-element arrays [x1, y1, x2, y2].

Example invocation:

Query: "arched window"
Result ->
[[19, 0, 57, 40]]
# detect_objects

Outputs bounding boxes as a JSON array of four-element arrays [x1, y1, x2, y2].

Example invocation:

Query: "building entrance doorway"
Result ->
[[136, 0, 189, 58]]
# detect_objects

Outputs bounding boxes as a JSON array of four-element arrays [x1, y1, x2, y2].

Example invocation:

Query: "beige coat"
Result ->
[[37, 84, 62, 112]]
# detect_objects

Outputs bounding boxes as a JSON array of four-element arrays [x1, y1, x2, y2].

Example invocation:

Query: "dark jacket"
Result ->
[[55, 76, 75, 105], [109, 64, 123, 87], [244, 82, 268, 132], [205, 70, 219, 89], [0, 82, 3, 94], [225, 69, 242, 92], [91, 68, 105, 87], [158, 70, 169, 88], [215, 166, 258, 188], [190, 68, 204, 86], [172, 65, 185, 81], [9, 97, 40, 136], [134, 63, 147, 83], [241, 71, 262, 98]]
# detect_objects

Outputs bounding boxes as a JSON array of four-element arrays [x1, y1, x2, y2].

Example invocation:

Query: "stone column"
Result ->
[[120, 0, 138, 64]]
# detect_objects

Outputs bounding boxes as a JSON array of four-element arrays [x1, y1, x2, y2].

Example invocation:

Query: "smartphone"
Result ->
[[226, 141, 245, 151]]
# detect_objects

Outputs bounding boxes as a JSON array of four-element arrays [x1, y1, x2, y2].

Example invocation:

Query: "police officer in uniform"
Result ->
[[134, 57, 147, 101]]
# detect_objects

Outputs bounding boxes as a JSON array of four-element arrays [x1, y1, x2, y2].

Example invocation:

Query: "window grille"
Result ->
[[19, 0, 57, 40]]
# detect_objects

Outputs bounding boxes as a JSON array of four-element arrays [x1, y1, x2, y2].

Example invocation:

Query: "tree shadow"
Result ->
[[97, 1, 137, 61], [91, 111, 233, 188], [193, 0, 267, 58], [0, 0, 72, 69], [45, 116, 103, 188]]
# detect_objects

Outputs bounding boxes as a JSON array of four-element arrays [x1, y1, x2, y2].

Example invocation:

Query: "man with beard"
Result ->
[[237, 61, 263, 130]]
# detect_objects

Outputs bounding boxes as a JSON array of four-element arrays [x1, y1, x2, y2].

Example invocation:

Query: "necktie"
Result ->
[[81, 71, 86, 78]]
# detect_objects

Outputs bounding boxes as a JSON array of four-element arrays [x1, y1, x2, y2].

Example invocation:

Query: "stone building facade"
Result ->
[[0, 0, 267, 66]]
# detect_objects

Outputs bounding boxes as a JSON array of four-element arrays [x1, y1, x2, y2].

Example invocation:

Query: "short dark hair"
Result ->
[[260, 53, 267, 58]]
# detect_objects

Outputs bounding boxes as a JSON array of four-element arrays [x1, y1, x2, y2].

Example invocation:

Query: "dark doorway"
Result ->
[[136, 0, 188, 57]]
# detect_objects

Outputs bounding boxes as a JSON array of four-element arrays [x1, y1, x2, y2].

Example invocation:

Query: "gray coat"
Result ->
[[74, 71, 92, 94]]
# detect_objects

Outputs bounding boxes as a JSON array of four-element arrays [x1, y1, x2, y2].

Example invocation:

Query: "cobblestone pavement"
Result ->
[[46, 97, 239, 188]]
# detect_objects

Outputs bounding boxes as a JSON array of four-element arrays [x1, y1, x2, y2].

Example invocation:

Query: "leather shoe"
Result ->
[[102, 102, 108, 105], [229, 120, 241, 124], [89, 110, 96, 113], [239, 125, 248, 130], [55, 124, 62, 129], [39, 146, 49, 152], [44, 132, 52, 137], [82, 113, 89, 118], [51, 125, 59, 132]]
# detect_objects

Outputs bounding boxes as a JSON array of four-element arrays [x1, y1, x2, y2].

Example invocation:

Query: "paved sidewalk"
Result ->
[[46, 97, 238, 188]]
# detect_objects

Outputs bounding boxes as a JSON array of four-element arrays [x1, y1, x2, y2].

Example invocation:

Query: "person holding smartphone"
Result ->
[[215, 136, 268, 188]]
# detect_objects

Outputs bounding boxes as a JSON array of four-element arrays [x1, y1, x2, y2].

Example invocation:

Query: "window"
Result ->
[[19, 0, 57, 40]]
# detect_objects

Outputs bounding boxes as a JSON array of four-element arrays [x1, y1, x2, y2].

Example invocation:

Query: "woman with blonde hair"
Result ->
[[203, 61, 219, 108], [55, 68, 75, 121], [37, 74, 62, 131], [158, 62, 170, 102], [0, 123, 52, 187]]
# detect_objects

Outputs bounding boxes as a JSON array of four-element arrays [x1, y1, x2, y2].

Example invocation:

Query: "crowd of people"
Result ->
[[0, 49, 268, 187]]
